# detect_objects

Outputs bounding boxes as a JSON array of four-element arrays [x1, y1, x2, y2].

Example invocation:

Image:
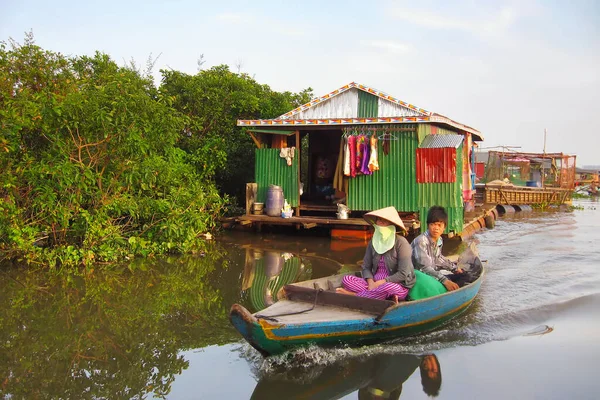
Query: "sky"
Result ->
[[2, 0, 599, 166]]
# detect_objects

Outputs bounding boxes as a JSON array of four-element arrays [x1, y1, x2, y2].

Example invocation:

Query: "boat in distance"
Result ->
[[229, 257, 484, 356]]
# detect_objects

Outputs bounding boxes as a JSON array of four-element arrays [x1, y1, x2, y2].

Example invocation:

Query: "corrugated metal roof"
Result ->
[[419, 134, 464, 149], [237, 82, 484, 141], [417, 144, 465, 233], [416, 148, 457, 183], [358, 90, 378, 118], [278, 82, 430, 119]]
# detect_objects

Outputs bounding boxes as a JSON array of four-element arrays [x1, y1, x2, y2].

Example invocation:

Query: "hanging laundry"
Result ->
[[348, 135, 357, 178], [368, 134, 380, 172], [355, 135, 366, 175], [382, 133, 390, 156], [333, 137, 345, 193], [279, 147, 295, 166], [343, 137, 351, 176], [360, 139, 372, 175]]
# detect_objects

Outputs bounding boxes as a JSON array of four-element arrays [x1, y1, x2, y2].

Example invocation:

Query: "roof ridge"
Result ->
[[278, 82, 432, 119]]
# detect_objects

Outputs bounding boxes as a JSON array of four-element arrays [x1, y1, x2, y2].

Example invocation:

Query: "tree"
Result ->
[[160, 66, 312, 204], [0, 35, 227, 268]]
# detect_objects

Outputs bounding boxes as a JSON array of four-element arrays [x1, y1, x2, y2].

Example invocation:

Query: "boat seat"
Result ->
[[327, 279, 339, 291], [313, 279, 341, 291]]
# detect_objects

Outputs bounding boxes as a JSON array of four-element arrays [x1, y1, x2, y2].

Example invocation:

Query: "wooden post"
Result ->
[[246, 183, 257, 215], [295, 130, 301, 217]]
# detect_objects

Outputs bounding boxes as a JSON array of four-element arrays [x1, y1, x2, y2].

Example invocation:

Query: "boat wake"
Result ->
[[410, 291, 600, 346]]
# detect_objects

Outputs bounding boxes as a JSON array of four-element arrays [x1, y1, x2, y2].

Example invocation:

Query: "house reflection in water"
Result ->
[[241, 249, 312, 312]]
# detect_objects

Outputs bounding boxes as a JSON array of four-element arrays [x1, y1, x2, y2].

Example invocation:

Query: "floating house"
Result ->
[[237, 82, 483, 235], [476, 151, 576, 205], [483, 151, 576, 188]]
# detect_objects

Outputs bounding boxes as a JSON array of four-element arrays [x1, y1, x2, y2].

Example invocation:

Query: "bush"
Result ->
[[0, 34, 226, 268]]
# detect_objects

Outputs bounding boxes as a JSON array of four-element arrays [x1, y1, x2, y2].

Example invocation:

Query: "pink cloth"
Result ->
[[355, 135, 365, 172], [342, 258, 409, 300], [348, 135, 357, 178]]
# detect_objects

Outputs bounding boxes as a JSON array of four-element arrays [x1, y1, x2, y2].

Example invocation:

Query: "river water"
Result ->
[[1, 199, 599, 399]]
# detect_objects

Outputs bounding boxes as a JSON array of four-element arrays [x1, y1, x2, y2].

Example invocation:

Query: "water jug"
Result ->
[[265, 185, 284, 217]]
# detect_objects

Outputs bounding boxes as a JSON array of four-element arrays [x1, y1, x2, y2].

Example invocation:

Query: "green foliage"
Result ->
[[572, 192, 588, 199], [0, 34, 227, 268], [160, 65, 312, 204], [0, 34, 312, 268]]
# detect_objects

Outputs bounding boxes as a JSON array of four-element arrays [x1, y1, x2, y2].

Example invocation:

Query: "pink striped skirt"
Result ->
[[342, 258, 408, 301]]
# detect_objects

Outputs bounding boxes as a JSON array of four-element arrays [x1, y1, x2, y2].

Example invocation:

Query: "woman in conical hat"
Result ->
[[336, 206, 416, 302]]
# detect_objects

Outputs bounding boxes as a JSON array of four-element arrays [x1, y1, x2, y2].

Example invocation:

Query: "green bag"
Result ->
[[408, 270, 447, 300]]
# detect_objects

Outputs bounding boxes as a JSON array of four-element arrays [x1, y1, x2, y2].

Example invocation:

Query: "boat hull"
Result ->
[[230, 270, 483, 356]]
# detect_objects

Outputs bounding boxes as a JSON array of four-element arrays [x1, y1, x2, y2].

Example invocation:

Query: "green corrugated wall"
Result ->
[[348, 125, 419, 211], [255, 148, 299, 207], [358, 91, 379, 118], [347, 124, 465, 233], [417, 144, 464, 233]]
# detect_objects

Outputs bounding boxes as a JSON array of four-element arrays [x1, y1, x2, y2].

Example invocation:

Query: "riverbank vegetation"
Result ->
[[0, 33, 312, 269]]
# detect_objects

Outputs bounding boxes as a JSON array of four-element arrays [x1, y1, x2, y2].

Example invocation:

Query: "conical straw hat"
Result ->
[[363, 206, 406, 231]]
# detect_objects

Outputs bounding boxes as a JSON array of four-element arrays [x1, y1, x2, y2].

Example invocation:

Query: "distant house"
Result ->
[[237, 82, 484, 234], [474, 150, 489, 181], [575, 167, 599, 186]]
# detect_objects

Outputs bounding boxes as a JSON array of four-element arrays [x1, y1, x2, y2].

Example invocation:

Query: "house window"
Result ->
[[416, 148, 457, 183]]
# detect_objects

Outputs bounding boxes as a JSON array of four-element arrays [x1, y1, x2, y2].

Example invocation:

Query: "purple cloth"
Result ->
[[360, 142, 372, 175]]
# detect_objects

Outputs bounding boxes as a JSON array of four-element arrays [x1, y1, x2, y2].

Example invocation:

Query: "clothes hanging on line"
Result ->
[[343, 137, 351, 176], [348, 135, 357, 178], [368, 134, 379, 172], [279, 147, 295, 166], [333, 136, 349, 194], [355, 135, 366, 173], [359, 137, 372, 175], [382, 133, 391, 155]]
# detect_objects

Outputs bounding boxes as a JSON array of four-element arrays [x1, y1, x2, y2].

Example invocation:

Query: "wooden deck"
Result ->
[[226, 214, 421, 235], [239, 214, 369, 227], [226, 184, 564, 241]]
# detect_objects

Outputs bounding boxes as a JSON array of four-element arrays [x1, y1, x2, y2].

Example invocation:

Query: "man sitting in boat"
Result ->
[[411, 206, 464, 292], [336, 206, 416, 302]]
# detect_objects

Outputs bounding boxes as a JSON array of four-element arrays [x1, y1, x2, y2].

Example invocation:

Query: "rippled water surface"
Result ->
[[1, 199, 599, 399]]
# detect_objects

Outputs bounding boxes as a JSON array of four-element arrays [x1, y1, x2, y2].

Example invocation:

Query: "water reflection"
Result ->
[[2, 200, 598, 399], [242, 249, 312, 311], [234, 235, 370, 313], [251, 352, 443, 399], [0, 244, 240, 399]]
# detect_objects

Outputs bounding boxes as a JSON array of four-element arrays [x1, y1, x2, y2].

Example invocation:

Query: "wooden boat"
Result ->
[[230, 258, 484, 357]]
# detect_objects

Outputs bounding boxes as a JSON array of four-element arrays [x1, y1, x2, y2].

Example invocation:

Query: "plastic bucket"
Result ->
[[252, 202, 264, 215], [265, 185, 284, 217]]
